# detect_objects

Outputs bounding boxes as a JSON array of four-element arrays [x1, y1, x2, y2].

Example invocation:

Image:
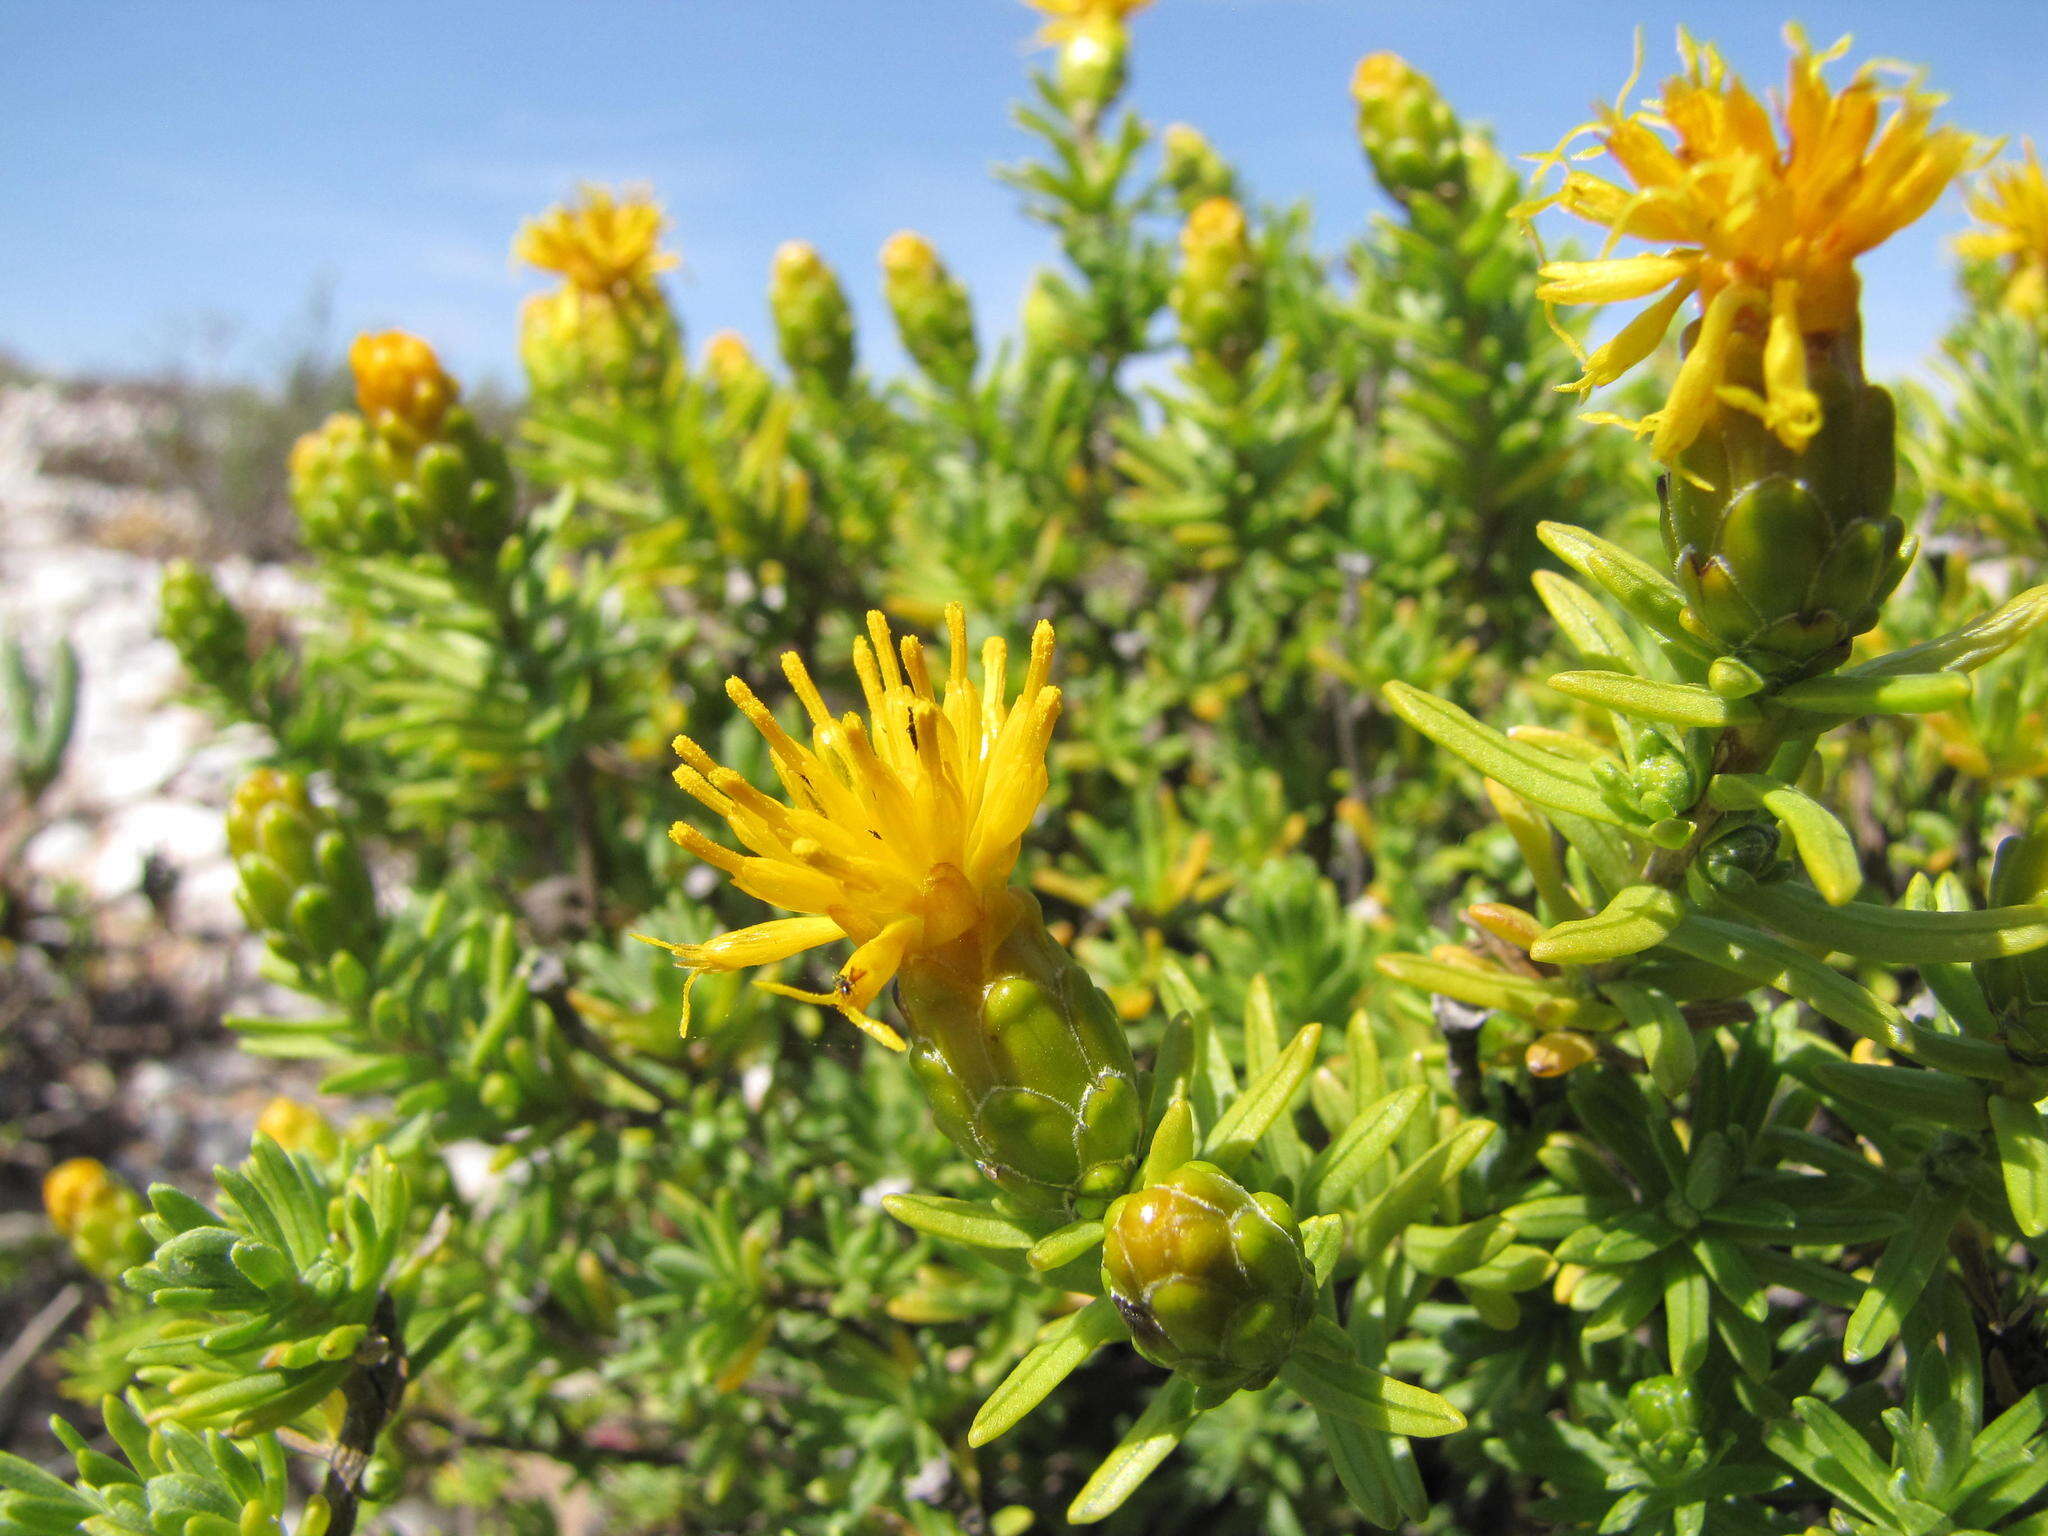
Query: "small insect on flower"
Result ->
[[646, 604, 1062, 1049], [349, 331, 458, 440], [514, 184, 678, 299], [1955, 142, 2048, 318], [1523, 28, 1985, 461]]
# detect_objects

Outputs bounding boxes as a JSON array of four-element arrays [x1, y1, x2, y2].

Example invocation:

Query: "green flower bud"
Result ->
[[1352, 53, 1465, 201], [1021, 271, 1089, 362], [1980, 814, 2048, 1062], [1172, 197, 1265, 371], [1102, 1161, 1315, 1392], [290, 412, 410, 557], [228, 769, 379, 975], [880, 231, 978, 387], [895, 892, 1142, 1217], [1663, 326, 1908, 677], [1625, 1375, 1702, 1469], [159, 560, 252, 705], [1054, 15, 1128, 120], [1162, 123, 1236, 211], [769, 240, 856, 395]]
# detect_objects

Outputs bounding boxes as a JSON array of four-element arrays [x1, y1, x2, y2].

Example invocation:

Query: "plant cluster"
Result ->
[[12, 8, 2048, 1534]]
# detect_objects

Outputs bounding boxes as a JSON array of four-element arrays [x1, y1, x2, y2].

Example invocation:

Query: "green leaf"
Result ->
[[1773, 671, 1971, 716], [1301, 1213, 1344, 1289], [1843, 1182, 1967, 1364], [1606, 981, 1697, 1097], [1537, 521, 1709, 654], [1403, 1216, 1512, 1277], [1664, 914, 1908, 1050], [1315, 1412, 1406, 1527], [1375, 953, 1616, 1030], [1765, 1396, 1896, 1518], [1846, 582, 2048, 677], [1141, 1097, 1196, 1187], [1355, 1119, 1497, 1255], [1663, 1252, 1710, 1375], [1066, 1376, 1201, 1524], [1812, 1061, 1990, 1130], [1310, 1085, 1427, 1207], [1988, 1096, 2048, 1239], [1549, 671, 1758, 727], [970, 1298, 1125, 1447], [1533, 570, 1648, 674], [1203, 1022, 1320, 1166], [1531, 885, 1685, 965], [881, 1194, 1036, 1252], [1027, 1220, 1105, 1273], [1721, 881, 2048, 964], [1382, 682, 1646, 830], [1281, 1352, 1467, 1437], [1708, 774, 1862, 905]]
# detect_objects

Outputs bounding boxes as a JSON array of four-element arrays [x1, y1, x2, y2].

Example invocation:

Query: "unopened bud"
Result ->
[[769, 240, 856, 394], [704, 329, 769, 393], [1352, 52, 1463, 199], [1173, 196, 1264, 370], [1102, 1161, 1314, 1392], [228, 769, 379, 975], [1054, 14, 1129, 118], [1162, 124, 1236, 211], [880, 231, 978, 386], [159, 560, 252, 704]]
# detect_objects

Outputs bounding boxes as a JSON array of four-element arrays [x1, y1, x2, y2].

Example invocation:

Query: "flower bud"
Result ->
[[1162, 124, 1236, 212], [44, 1158, 149, 1280], [1625, 1375, 1703, 1469], [350, 331, 458, 442], [228, 768, 379, 976], [159, 560, 252, 704], [1102, 1161, 1315, 1392], [1352, 53, 1463, 200], [1021, 271, 1089, 361], [1053, 14, 1129, 119], [1662, 326, 1908, 676], [514, 185, 682, 398], [1526, 1030, 1598, 1078], [256, 1097, 342, 1162], [769, 240, 856, 395], [703, 329, 769, 394], [1172, 197, 1264, 371], [895, 892, 1142, 1217], [1980, 815, 2048, 1062], [290, 413, 410, 556], [880, 231, 978, 387]]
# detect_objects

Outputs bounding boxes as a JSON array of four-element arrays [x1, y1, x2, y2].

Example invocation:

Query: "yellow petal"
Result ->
[[1538, 254, 1697, 305]]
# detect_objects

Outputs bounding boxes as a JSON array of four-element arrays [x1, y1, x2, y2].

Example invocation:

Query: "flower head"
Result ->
[[1956, 143, 2048, 316], [652, 605, 1062, 1047], [514, 184, 678, 297], [703, 328, 766, 390], [350, 331, 458, 439], [1025, 0, 1152, 45], [1526, 28, 1984, 461]]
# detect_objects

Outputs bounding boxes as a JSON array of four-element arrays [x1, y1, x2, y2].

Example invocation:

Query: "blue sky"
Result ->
[[5, 1, 2046, 391]]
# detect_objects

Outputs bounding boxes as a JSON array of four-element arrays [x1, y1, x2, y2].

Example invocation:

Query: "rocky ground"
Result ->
[[0, 377, 323, 1447]]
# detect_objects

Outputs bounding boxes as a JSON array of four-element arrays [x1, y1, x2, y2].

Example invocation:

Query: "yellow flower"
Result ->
[[1025, 0, 1152, 45], [1525, 28, 1983, 461], [514, 184, 678, 297], [649, 605, 1062, 1048], [43, 1157, 119, 1239], [349, 331, 458, 439], [1956, 143, 2048, 316]]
